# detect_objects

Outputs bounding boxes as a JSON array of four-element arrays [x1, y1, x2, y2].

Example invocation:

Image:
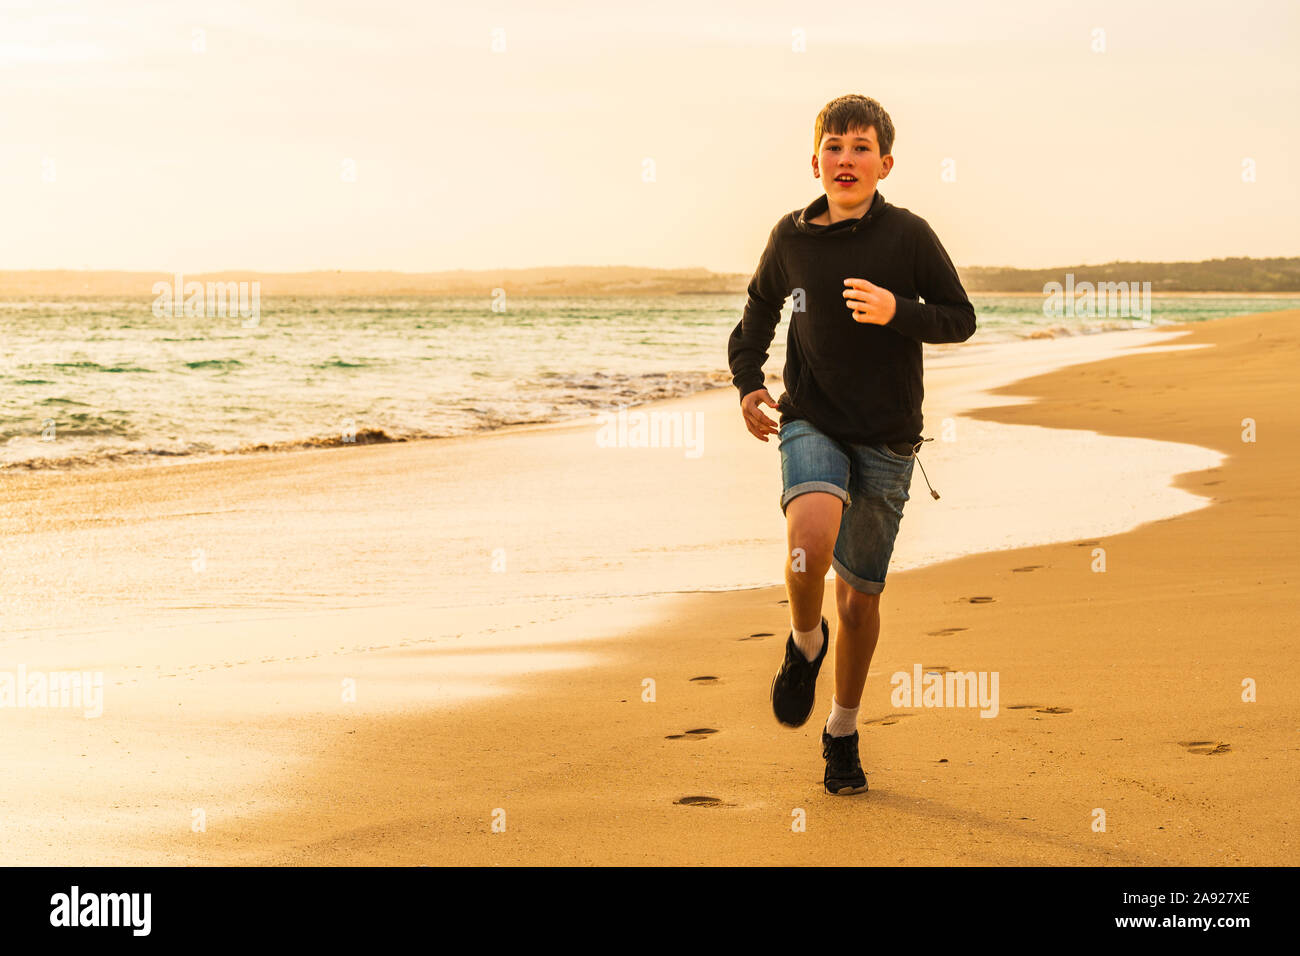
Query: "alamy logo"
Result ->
[[0, 666, 103, 718], [49, 886, 151, 936], [1042, 273, 1151, 321], [595, 406, 703, 458], [152, 272, 260, 325], [891, 664, 999, 718]]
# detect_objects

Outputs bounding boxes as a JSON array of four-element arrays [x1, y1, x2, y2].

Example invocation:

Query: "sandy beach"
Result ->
[[1, 310, 1295, 866]]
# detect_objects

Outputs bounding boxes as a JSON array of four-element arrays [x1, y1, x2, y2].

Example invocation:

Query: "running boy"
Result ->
[[727, 94, 977, 795]]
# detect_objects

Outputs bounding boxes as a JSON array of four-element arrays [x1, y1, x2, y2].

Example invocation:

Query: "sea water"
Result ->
[[2, 293, 1295, 470]]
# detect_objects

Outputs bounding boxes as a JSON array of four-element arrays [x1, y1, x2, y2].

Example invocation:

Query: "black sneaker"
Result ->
[[822, 728, 868, 795], [770, 617, 828, 727]]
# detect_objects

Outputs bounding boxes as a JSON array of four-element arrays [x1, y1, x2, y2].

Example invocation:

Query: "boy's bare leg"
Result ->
[[783, 492, 842, 632], [832, 576, 881, 709]]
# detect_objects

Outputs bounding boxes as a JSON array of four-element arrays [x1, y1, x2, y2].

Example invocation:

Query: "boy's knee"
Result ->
[[785, 492, 842, 564], [786, 540, 833, 577]]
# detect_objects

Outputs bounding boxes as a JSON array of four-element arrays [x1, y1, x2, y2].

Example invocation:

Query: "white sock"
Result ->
[[792, 618, 825, 662], [825, 696, 859, 737]]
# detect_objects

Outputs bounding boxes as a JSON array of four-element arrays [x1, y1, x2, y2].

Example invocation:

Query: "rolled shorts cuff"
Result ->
[[831, 556, 886, 595], [780, 480, 850, 514]]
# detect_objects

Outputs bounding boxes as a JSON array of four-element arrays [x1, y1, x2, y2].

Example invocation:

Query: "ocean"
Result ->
[[2, 293, 1296, 470]]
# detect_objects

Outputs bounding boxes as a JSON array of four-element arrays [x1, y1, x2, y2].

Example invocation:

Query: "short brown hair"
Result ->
[[813, 94, 895, 157]]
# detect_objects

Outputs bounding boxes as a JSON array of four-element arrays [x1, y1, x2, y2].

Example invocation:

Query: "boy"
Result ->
[[727, 94, 976, 795]]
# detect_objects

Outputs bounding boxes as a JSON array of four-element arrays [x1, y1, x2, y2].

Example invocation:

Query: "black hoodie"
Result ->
[[727, 190, 976, 447]]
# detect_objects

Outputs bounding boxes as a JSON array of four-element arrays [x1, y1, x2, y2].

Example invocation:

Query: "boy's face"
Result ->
[[812, 124, 893, 203]]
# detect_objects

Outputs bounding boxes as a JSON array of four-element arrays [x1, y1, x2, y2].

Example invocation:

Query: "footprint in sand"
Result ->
[[861, 713, 915, 727], [923, 664, 953, 674], [675, 795, 724, 807], [690, 675, 719, 683], [968, 596, 995, 604], [1074, 540, 1101, 547], [1203, 480, 1222, 486], [927, 627, 968, 636], [1012, 565, 1044, 573], [1180, 740, 1232, 755], [738, 631, 775, 641], [1007, 704, 1072, 714], [665, 728, 719, 740]]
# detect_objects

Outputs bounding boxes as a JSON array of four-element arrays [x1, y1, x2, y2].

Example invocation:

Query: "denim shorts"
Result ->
[[777, 416, 915, 595]]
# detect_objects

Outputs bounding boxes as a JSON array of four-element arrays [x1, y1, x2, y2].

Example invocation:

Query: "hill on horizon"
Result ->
[[2, 257, 1298, 297]]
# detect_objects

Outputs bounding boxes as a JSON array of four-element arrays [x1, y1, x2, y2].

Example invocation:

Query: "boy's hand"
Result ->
[[740, 387, 780, 442], [843, 278, 896, 325]]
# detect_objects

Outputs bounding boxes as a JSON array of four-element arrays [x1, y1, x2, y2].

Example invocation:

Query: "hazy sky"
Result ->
[[4, 0, 1297, 273]]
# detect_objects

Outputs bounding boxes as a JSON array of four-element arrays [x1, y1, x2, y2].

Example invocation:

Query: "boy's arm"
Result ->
[[727, 223, 788, 399], [887, 219, 977, 344]]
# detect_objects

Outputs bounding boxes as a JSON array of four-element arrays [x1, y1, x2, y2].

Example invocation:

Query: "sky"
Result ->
[[3, 0, 1298, 273]]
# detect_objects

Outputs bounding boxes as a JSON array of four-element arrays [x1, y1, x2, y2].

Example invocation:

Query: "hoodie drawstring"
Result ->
[[909, 437, 940, 500]]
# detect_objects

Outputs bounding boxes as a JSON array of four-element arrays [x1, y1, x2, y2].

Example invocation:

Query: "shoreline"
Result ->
[[1, 325, 1218, 630]]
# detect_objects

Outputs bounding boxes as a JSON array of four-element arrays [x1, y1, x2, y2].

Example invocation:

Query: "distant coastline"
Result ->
[[2, 256, 1299, 298]]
